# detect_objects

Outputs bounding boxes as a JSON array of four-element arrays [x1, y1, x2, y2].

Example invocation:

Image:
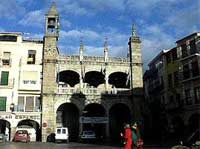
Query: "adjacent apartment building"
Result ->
[[0, 32, 43, 141], [144, 32, 200, 140]]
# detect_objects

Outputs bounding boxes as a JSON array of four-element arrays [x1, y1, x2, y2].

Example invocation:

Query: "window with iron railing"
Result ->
[[2, 52, 11, 66], [27, 50, 36, 64], [17, 96, 40, 112]]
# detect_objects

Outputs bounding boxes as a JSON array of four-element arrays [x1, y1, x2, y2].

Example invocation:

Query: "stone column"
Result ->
[[10, 126, 16, 141], [105, 71, 108, 90], [105, 117, 110, 141]]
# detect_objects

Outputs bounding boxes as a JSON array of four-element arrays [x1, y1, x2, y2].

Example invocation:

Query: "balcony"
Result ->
[[1, 58, 11, 67], [57, 86, 131, 95], [14, 105, 41, 112]]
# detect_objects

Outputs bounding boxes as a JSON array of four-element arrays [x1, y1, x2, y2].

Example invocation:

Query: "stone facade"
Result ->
[[41, 3, 143, 142]]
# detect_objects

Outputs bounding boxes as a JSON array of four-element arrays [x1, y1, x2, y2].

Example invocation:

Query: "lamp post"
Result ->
[[10, 103, 15, 112]]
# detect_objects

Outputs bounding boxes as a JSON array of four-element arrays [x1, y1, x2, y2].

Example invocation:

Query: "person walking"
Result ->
[[131, 124, 138, 149], [121, 123, 132, 149], [132, 122, 144, 149]]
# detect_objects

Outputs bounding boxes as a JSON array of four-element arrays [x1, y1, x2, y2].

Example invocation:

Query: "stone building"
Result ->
[[41, 3, 144, 142], [0, 32, 43, 141]]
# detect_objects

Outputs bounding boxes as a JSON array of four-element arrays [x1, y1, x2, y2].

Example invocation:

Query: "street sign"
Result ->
[[79, 116, 108, 124]]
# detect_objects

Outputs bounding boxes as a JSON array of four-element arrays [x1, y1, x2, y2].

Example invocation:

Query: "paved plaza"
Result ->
[[0, 142, 172, 149]]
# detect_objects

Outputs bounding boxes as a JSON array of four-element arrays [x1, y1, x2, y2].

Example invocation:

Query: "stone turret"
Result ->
[[104, 37, 109, 63], [128, 24, 143, 90], [128, 24, 144, 123], [42, 2, 60, 142]]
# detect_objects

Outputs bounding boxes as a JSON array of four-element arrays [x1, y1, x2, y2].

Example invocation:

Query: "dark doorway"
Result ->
[[0, 119, 11, 141], [82, 103, 106, 140], [109, 103, 131, 142], [56, 103, 79, 141]]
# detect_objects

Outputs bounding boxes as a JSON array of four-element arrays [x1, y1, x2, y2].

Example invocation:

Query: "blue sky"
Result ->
[[0, 0, 199, 70]]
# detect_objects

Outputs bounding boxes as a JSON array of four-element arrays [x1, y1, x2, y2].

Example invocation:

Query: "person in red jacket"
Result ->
[[121, 123, 132, 149]]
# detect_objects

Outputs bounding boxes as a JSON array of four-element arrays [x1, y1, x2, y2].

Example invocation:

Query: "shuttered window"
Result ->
[[25, 96, 34, 112], [0, 97, 7, 111], [0, 71, 9, 85]]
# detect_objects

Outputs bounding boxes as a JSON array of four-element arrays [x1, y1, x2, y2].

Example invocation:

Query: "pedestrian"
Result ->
[[131, 124, 138, 149], [121, 123, 132, 149], [133, 122, 144, 149]]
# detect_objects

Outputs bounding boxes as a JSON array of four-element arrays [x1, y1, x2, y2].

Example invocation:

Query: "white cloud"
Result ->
[[60, 29, 100, 41], [61, 19, 71, 28], [18, 10, 44, 27], [166, 5, 200, 35], [140, 24, 175, 69]]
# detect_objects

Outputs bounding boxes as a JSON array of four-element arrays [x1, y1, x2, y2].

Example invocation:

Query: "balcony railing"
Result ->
[[14, 105, 41, 112], [57, 86, 131, 95]]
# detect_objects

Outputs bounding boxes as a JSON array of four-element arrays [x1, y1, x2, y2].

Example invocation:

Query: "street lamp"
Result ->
[[10, 103, 15, 112]]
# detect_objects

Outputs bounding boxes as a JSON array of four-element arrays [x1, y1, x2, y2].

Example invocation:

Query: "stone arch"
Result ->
[[58, 70, 80, 87], [108, 72, 129, 88], [81, 103, 107, 139], [56, 102, 80, 141], [0, 119, 11, 141], [17, 119, 40, 141], [84, 71, 105, 87], [109, 103, 131, 142]]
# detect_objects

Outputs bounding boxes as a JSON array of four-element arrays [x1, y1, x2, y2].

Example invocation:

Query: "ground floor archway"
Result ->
[[56, 103, 79, 141], [17, 119, 40, 141], [0, 119, 11, 141], [81, 103, 107, 140], [109, 103, 131, 142]]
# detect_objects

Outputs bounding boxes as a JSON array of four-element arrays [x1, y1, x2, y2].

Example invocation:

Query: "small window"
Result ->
[[62, 129, 66, 134], [27, 50, 36, 64], [57, 129, 61, 134], [0, 71, 9, 85], [2, 52, 11, 65], [0, 97, 7, 111], [0, 35, 17, 42], [181, 44, 188, 58]]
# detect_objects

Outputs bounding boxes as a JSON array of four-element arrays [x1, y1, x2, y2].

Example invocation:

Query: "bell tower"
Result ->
[[128, 24, 144, 122], [42, 2, 59, 142], [128, 24, 143, 90]]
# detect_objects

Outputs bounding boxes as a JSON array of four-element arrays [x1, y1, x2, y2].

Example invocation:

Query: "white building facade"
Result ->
[[0, 32, 43, 141]]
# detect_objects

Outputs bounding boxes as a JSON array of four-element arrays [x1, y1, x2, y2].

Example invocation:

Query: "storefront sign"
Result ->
[[79, 116, 108, 124], [0, 114, 40, 120]]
